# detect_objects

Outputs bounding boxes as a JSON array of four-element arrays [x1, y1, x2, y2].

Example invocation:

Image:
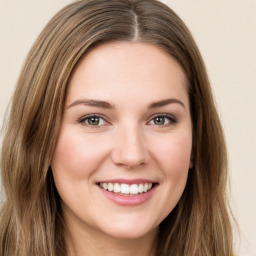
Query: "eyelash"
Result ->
[[78, 114, 177, 128]]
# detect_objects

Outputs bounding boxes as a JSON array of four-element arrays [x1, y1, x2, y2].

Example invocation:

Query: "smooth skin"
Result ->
[[51, 42, 193, 256]]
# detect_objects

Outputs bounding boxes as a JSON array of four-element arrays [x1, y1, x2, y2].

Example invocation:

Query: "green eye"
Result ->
[[149, 115, 176, 126], [153, 116, 167, 125], [87, 116, 101, 126], [80, 115, 107, 126]]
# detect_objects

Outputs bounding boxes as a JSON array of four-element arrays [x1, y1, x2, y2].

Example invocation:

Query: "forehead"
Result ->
[[66, 41, 189, 108]]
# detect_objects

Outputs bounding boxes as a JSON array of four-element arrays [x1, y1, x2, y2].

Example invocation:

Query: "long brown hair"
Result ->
[[0, 0, 235, 255]]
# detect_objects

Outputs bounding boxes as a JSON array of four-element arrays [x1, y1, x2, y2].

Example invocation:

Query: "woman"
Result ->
[[0, 0, 235, 255]]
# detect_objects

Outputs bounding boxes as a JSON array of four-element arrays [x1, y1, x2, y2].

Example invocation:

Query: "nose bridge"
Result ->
[[111, 121, 148, 168]]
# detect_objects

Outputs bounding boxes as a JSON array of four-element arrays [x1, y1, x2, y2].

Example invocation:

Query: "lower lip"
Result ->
[[98, 185, 157, 206]]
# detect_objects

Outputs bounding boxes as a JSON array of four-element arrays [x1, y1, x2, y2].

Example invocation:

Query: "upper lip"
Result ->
[[96, 179, 157, 185]]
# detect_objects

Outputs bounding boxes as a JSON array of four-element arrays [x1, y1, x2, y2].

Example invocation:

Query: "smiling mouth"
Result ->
[[97, 182, 157, 196]]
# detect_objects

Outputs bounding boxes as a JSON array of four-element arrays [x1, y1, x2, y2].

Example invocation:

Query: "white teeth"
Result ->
[[99, 182, 153, 195], [138, 184, 144, 193], [108, 183, 114, 192], [121, 184, 130, 194], [143, 183, 148, 192], [130, 184, 139, 195], [114, 183, 121, 193]]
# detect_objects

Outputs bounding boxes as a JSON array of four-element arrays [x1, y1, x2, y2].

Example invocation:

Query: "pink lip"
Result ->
[[97, 180, 158, 206]]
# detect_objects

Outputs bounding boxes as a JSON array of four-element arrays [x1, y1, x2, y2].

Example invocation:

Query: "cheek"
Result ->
[[153, 132, 193, 174], [51, 129, 109, 180], [147, 132, 192, 220]]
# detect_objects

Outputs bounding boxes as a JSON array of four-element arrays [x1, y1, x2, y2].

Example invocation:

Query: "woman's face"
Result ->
[[51, 42, 193, 240]]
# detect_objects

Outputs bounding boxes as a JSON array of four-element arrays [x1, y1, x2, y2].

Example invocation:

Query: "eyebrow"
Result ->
[[149, 98, 185, 109], [67, 98, 185, 109], [67, 99, 114, 109]]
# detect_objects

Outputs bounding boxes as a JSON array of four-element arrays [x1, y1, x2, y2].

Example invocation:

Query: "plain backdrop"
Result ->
[[0, 0, 255, 255]]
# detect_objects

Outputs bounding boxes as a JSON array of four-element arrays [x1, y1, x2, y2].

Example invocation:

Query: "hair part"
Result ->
[[1, 0, 235, 255]]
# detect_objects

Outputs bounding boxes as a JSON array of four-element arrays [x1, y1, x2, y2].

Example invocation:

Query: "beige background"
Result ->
[[0, 0, 255, 255]]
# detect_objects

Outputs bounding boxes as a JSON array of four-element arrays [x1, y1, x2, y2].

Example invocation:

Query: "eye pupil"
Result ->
[[154, 116, 165, 125], [88, 117, 100, 125]]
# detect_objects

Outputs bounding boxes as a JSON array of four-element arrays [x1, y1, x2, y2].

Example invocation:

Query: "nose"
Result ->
[[111, 125, 149, 169]]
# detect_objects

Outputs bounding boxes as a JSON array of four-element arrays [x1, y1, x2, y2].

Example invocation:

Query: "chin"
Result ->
[[97, 217, 159, 240]]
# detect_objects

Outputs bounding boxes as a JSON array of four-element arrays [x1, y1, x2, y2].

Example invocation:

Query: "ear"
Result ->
[[189, 160, 194, 169]]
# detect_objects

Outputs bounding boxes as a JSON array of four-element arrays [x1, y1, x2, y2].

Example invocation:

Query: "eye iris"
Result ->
[[88, 117, 100, 125], [154, 116, 166, 125]]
